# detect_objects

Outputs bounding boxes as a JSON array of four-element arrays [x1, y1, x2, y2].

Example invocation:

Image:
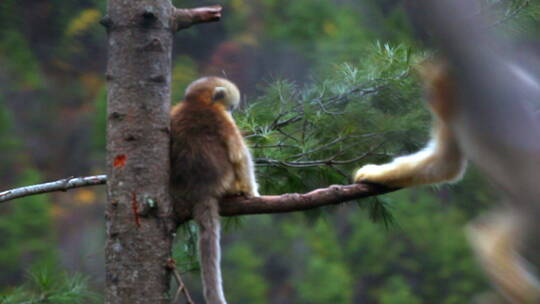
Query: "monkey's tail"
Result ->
[[193, 197, 227, 304]]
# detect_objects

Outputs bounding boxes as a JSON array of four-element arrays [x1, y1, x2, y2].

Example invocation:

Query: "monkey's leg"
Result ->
[[194, 198, 227, 304], [466, 210, 540, 304]]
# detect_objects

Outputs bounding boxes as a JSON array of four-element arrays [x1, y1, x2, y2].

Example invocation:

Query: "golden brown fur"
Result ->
[[171, 77, 258, 304]]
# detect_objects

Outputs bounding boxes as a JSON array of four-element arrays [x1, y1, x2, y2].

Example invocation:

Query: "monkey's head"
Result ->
[[184, 77, 241, 111]]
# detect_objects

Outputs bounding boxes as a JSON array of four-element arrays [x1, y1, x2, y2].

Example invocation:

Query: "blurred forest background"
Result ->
[[1, 0, 539, 303]]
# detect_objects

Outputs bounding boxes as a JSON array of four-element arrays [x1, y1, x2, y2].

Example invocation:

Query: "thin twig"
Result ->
[[489, 0, 529, 28], [256, 142, 384, 168], [245, 84, 383, 138], [287, 136, 348, 159], [244, 115, 302, 138], [255, 153, 371, 168], [327, 164, 350, 180], [167, 259, 195, 304], [0, 175, 107, 203], [252, 144, 299, 150], [318, 85, 382, 108]]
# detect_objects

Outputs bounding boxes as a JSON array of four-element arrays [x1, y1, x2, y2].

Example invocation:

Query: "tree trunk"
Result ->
[[103, 0, 221, 302], [104, 1, 175, 303]]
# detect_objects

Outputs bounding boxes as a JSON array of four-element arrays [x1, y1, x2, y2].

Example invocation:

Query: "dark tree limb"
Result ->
[[176, 182, 398, 223], [220, 183, 396, 216], [173, 5, 222, 31]]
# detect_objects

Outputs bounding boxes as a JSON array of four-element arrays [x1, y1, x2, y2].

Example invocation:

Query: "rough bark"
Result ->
[[104, 1, 175, 303]]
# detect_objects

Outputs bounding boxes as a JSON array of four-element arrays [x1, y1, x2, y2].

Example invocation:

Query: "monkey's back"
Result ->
[[170, 101, 237, 203]]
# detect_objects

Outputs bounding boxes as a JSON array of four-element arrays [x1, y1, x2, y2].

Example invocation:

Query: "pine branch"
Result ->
[[242, 81, 392, 138]]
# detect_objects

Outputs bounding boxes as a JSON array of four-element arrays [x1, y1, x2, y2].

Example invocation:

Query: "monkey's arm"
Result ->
[[237, 142, 260, 197], [227, 136, 259, 197], [353, 120, 467, 188], [224, 114, 259, 196]]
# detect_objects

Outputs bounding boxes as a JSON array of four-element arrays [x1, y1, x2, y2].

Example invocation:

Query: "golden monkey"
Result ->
[[170, 77, 259, 304], [353, 61, 540, 303]]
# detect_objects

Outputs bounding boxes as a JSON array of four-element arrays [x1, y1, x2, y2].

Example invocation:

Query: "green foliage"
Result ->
[[296, 220, 353, 304], [173, 223, 200, 273], [235, 42, 428, 196], [171, 56, 199, 103], [0, 31, 44, 90], [0, 0, 16, 26], [65, 9, 102, 37], [0, 169, 57, 284], [223, 244, 268, 304], [377, 276, 422, 304], [0, 97, 20, 156], [0, 264, 97, 304], [486, 0, 540, 37], [346, 190, 488, 303], [92, 87, 107, 155], [225, 0, 375, 65], [361, 197, 396, 229], [0, 169, 97, 302], [218, 188, 489, 303]]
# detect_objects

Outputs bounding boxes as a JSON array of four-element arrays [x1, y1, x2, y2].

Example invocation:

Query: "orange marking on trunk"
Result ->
[[113, 154, 127, 168]]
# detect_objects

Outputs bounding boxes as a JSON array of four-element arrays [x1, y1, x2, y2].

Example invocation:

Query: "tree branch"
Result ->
[[0, 175, 398, 222], [173, 5, 222, 31], [175, 183, 398, 222], [220, 182, 396, 216], [0, 175, 107, 203]]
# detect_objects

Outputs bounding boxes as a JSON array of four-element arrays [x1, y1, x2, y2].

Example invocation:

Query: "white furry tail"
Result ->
[[193, 198, 227, 304]]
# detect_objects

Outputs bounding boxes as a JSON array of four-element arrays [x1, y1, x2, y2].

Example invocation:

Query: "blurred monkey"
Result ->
[[354, 60, 540, 303]]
